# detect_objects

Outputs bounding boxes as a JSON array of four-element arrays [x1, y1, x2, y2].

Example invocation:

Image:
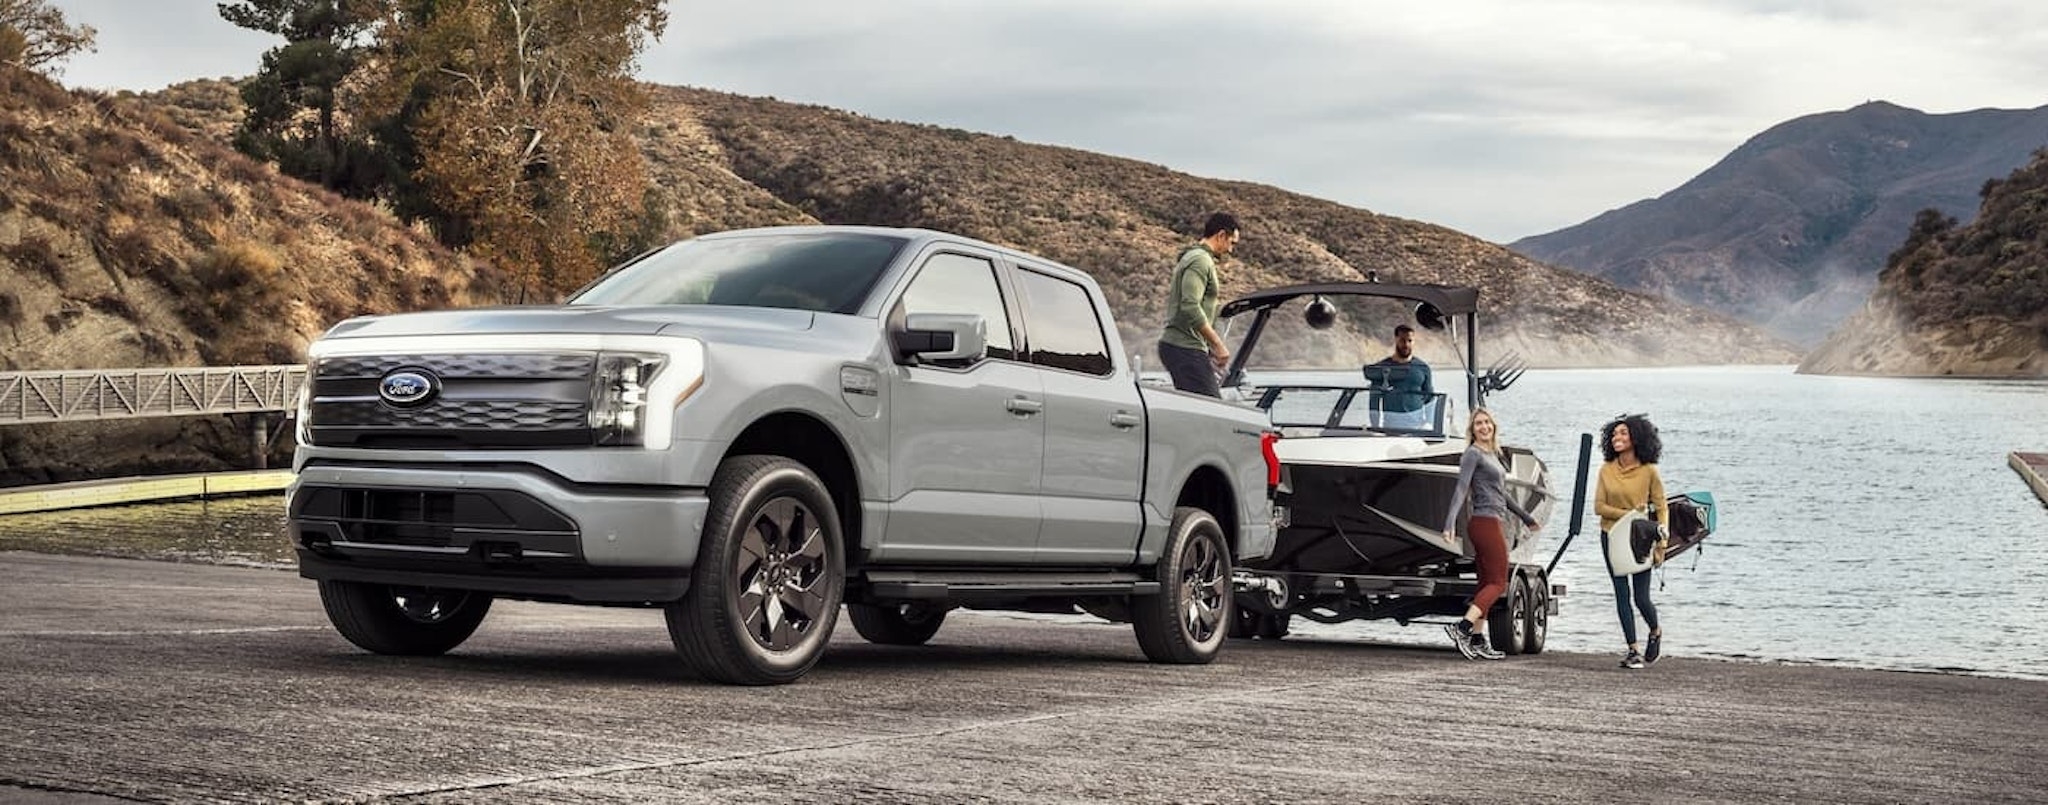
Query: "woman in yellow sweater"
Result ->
[[1595, 414, 1668, 670]]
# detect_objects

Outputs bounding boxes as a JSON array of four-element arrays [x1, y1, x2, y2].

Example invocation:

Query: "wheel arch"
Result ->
[[724, 410, 863, 562], [1175, 463, 1240, 556]]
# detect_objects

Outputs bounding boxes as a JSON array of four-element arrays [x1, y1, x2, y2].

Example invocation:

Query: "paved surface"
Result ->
[[1, 551, 2040, 804]]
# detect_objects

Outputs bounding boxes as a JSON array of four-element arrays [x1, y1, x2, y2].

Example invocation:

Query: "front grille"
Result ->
[[307, 352, 596, 448], [321, 353, 595, 380], [318, 400, 587, 430]]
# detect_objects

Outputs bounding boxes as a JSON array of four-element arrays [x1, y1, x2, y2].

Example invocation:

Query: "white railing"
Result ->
[[0, 366, 306, 425]]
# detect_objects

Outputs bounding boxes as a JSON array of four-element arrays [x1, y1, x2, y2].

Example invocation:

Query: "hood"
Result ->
[[322, 305, 818, 341]]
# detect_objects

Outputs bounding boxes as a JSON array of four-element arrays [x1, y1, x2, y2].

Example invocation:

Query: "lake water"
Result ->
[[1286, 365, 2048, 679], [3, 366, 2043, 678]]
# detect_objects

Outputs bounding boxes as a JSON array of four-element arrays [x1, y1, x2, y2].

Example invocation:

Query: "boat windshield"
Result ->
[[570, 232, 909, 314], [1258, 385, 1452, 438]]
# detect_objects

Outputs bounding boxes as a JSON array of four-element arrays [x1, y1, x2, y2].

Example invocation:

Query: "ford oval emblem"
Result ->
[[378, 369, 439, 407]]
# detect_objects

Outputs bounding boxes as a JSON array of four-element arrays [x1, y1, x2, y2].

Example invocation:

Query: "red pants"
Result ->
[[1467, 515, 1510, 616]]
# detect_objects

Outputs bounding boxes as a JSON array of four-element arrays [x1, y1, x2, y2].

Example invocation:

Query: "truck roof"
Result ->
[[697, 225, 1100, 288]]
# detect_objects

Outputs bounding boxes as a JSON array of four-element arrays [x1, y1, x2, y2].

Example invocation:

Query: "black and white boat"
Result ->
[[1217, 282, 1563, 653]]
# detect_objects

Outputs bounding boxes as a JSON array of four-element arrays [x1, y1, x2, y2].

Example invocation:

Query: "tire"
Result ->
[[1522, 570, 1549, 655], [1256, 611, 1292, 640], [318, 581, 491, 656], [848, 602, 948, 646], [1132, 507, 1233, 664], [666, 455, 845, 685], [1488, 574, 1530, 655], [1227, 608, 1289, 641], [1228, 605, 1259, 640]]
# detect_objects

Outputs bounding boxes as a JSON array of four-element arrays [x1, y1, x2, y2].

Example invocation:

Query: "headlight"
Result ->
[[590, 352, 666, 447], [293, 361, 314, 446]]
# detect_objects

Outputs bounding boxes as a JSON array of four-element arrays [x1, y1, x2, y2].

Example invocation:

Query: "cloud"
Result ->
[[48, 0, 2048, 241]]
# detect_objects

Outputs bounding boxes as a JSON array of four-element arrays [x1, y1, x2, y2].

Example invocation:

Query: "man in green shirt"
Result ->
[[1157, 212, 1240, 397]]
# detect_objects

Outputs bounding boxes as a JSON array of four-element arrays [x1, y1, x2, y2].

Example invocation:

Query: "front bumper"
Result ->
[[288, 462, 711, 603]]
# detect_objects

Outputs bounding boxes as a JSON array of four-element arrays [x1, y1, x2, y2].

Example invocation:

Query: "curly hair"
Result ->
[[1599, 413, 1662, 464]]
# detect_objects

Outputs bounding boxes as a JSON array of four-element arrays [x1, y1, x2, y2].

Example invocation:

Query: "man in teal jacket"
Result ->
[[1157, 212, 1240, 397], [1365, 324, 1436, 429]]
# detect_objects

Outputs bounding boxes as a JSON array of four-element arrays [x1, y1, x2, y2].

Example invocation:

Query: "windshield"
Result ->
[[570, 232, 909, 313], [1259, 386, 1452, 438]]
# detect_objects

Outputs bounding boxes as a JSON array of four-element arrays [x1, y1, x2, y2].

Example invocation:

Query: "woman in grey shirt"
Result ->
[[1439, 408, 1541, 660]]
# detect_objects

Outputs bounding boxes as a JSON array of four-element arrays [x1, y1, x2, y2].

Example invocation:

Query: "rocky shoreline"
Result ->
[[1797, 294, 2048, 378]]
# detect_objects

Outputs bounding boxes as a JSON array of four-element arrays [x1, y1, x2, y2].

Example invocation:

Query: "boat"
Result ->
[[1217, 282, 1562, 653]]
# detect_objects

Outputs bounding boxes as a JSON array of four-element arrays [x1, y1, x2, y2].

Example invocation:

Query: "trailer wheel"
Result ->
[[667, 455, 845, 685], [1488, 575, 1530, 655], [1229, 608, 1291, 640], [1132, 507, 1232, 663], [1522, 571, 1549, 655], [848, 602, 948, 646], [319, 581, 491, 656]]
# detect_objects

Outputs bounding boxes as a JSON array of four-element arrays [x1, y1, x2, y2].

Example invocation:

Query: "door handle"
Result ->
[[1005, 397, 1044, 415], [1109, 411, 1141, 429]]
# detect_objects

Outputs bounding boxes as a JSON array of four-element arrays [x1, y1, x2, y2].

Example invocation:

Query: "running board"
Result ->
[[861, 570, 1160, 600]]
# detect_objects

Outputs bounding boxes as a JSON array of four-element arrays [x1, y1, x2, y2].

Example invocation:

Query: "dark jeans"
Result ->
[[1603, 531, 1659, 646], [1157, 341, 1220, 397]]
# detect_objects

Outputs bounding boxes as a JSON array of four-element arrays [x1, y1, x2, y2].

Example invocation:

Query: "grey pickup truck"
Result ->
[[289, 226, 1276, 684]]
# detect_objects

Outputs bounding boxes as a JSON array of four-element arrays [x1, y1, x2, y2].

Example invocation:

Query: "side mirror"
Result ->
[[894, 312, 987, 364], [1414, 302, 1447, 332]]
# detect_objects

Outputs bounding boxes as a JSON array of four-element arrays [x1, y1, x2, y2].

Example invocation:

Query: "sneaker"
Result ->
[[1446, 624, 1478, 659], [1619, 650, 1645, 670], [1646, 633, 1663, 665], [1470, 633, 1506, 660]]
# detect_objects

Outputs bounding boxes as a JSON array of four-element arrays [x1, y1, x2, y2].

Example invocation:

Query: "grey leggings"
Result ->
[[1602, 532, 1659, 645]]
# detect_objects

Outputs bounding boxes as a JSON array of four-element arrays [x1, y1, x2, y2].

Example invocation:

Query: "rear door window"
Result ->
[[1014, 269, 1113, 376]]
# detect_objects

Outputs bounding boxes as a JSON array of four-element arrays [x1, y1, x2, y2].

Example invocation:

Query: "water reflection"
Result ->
[[0, 496, 292, 567]]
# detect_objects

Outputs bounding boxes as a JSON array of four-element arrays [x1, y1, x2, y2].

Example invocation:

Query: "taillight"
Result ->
[[1260, 431, 1282, 488]]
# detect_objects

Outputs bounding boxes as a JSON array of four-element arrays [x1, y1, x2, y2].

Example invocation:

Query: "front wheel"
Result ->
[[318, 581, 491, 656], [848, 602, 949, 646], [1132, 507, 1232, 664], [667, 455, 845, 685]]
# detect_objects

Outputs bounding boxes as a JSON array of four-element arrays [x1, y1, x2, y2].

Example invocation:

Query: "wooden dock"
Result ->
[[2013, 452, 2048, 509], [0, 470, 292, 515]]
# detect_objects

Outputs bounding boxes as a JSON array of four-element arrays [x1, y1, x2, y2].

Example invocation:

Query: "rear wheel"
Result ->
[[1488, 575, 1530, 655], [1132, 507, 1232, 664], [319, 581, 491, 656], [848, 602, 949, 646], [667, 455, 845, 685]]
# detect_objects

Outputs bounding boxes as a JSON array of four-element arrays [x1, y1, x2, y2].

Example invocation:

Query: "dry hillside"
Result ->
[[1800, 149, 2048, 377], [0, 70, 499, 483]]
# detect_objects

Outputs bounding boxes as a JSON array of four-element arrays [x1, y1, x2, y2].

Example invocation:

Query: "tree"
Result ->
[[218, 0, 381, 194], [360, 0, 668, 299], [0, 0, 97, 74]]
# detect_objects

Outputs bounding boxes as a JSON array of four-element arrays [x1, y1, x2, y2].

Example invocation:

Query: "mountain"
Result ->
[[1799, 149, 2048, 377], [0, 71, 1795, 483], [1510, 101, 2048, 345]]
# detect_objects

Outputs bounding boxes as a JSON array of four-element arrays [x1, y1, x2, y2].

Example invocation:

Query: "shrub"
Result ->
[[3, 233, 64, 285], [194, 238, 283, 287]]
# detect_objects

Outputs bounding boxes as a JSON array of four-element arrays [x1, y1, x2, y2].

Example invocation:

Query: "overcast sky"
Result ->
[[45, 0, 2048, 242]]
